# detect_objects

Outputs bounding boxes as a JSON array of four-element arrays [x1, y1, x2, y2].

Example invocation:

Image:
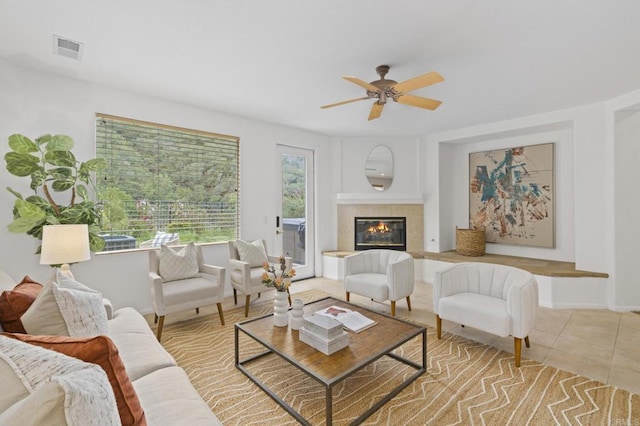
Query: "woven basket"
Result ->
[[455, 228, 486, 257]]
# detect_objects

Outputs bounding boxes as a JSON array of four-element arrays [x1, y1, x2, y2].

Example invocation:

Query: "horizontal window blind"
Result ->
[[95, 113, 239, 251]]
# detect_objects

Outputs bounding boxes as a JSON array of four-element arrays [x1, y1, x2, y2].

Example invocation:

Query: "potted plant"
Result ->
[[4, 133, 107, 252]]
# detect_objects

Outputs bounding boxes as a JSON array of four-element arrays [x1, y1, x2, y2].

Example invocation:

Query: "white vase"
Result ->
[[273, 291, 289, 327], [289, 298, 304, 330]]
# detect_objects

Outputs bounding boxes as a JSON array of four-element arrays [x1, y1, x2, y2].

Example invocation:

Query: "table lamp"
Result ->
[[40, 224, 91, 276]]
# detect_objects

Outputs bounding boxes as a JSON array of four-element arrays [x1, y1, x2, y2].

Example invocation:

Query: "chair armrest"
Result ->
[[229, 258, 250, 272], [344, 252, 366, 276], [387, 256, 414, 300], [433, 267, 465, 313], [228, 259, 251, 291], [200, 263, 224, 278], [103, 298, 113, 320], [148, 271, 166, 315], [506, 275, 539, 338]]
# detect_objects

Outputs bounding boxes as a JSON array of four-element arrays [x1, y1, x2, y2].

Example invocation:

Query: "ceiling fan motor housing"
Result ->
[[367, 64, 399, 103]]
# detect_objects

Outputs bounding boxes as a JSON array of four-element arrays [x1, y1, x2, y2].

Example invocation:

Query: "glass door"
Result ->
[[275, 145, 314, 280]]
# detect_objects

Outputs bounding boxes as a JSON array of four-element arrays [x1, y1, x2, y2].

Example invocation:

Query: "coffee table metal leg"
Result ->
[[326, 385, 332, 425]]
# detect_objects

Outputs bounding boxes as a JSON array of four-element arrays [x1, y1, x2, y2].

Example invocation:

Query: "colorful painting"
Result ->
[[469, 143, 554, 247]]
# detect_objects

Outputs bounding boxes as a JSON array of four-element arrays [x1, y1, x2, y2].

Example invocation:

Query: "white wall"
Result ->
[[3, 59, 639, 312], [338, 136, 421, 194], [0, 61, 333, 313], [613, 107, 640, 309]]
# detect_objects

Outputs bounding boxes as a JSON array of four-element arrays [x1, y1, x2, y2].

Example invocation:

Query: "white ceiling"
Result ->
[[2, 1, 640, 137]]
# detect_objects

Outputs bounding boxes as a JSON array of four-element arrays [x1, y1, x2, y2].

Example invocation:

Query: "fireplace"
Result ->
[[354, 217, 407, 251]]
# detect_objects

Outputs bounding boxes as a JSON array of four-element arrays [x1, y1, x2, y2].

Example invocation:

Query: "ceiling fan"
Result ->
[[321, 65, 444, 121]]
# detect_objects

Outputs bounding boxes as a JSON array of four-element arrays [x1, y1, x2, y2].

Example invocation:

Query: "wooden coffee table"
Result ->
[[234, 296, 426, 425]]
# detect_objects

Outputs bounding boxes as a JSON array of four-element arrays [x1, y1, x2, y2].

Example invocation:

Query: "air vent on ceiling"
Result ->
[[52, 35, 84, 61]]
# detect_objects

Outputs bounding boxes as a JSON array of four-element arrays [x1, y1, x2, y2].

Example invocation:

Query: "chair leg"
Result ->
[[514, 337, 522, 367], [244, 295, 251, 317], [196, 307, 199, 314], [233, 289, 238, 305], [216, 303, 225, 326], [156, 316, 165, 342], [436, 315, 442, 339], [391, 301, 396, 316], [406, 296, 412, 312], [154, 314, 158, 324], [524, 335, 530, 348], [346, 292, 350, 302]]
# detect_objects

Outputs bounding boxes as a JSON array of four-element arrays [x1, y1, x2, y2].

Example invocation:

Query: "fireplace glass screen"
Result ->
[[354, 217, 406, 251]]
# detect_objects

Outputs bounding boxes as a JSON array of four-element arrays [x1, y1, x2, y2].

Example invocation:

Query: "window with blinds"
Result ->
[[95, 114, 239, 251]]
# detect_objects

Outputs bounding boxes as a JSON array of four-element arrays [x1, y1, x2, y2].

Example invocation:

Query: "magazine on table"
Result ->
[[315, 305, 377, 333]]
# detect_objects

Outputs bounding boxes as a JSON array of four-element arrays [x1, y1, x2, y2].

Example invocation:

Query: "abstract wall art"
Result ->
[[469, 143, 554, 248]]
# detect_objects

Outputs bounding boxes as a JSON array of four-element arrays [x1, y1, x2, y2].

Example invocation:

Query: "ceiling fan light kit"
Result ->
[[321, 65, 444, 121]]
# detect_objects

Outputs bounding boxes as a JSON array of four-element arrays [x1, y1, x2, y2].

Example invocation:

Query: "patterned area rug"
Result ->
[[161, 290, 639, 425]]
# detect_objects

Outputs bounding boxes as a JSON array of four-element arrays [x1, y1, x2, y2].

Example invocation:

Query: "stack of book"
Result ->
[[299, 313, 351, 355]]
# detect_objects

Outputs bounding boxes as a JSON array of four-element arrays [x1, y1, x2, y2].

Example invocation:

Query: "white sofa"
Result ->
[[0, 271, 221, 425], [433, 262, 538, 367]]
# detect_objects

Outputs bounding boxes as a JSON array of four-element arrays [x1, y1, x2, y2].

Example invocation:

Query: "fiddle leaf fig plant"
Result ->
[[5, 133, 107, 252]]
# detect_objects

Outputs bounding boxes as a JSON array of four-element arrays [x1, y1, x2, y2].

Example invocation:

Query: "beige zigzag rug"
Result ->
[[161, 290, 639, 425]]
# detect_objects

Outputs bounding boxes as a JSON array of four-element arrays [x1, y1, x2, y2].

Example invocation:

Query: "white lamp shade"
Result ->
[[40, 224, 91, 266]]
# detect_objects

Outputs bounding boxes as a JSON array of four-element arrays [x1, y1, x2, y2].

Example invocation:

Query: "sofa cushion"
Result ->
[[438, 292, 511, 337], [0, 335, 119, 425], [107, 307, 176, 381], [133, 366, 221, 425], [159, 242, 200, 282], [235, 239, 268, 267], [344, 273, 389, 300], [0, 276, 43, 333], [3, 333, 146, 425], [21, 280, 108, 337]]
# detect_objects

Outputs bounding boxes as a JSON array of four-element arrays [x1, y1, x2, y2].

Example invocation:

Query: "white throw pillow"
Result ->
[[0, 335, 119, 425], [159, 242, 200, 282], [235, 239, 268, 268], [20, 274, 108, 337]]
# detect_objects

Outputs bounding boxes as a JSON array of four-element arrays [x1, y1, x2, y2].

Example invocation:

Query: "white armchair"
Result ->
[[148, 244, 225, 341], [228, 239, 292, 317], [433, 262, 538, 367], [344, 250, 414, 316]]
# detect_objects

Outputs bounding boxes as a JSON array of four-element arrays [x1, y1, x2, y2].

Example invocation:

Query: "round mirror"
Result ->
[[365, 145, 393, 191]]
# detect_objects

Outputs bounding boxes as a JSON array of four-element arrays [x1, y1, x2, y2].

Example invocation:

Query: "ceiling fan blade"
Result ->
[[396, 94, 442, 110], [392, 71, 444, 94], [320, 96, 370, 109], [368, 102, 384, 121], [343, 76, 380, 92]]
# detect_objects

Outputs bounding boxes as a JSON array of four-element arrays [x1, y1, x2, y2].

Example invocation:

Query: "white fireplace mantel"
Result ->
[[336, 193, 425, 205]]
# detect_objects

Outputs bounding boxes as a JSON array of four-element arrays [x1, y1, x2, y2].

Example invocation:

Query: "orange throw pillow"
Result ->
[[3, 333, 146, 426], [0, 276, 43, 333]]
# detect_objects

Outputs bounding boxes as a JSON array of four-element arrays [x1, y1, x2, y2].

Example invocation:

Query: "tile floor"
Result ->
[[288, 277, 640, 396], [155, 276, 640, 396]]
